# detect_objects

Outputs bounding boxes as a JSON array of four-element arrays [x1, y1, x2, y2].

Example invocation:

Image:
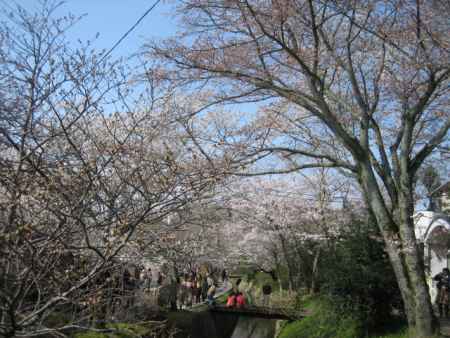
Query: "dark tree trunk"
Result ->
[[360, 163, 436, 336]]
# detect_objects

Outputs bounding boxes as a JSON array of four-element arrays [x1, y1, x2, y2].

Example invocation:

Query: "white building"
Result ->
[[414, 181, 450, 301]]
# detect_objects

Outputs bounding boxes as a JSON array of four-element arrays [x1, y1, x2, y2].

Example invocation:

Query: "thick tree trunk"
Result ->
[[359, 163, 436, 337], [383, 235, 416, 325], [398, 183, 436, 336]]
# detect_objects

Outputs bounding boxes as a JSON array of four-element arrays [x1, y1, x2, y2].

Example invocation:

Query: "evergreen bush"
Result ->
[[319, 220, 403, 332]]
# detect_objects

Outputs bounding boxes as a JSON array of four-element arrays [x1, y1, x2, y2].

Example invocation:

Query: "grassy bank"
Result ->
[[73, 322, 157, 338], [277, 296, 412, 338]]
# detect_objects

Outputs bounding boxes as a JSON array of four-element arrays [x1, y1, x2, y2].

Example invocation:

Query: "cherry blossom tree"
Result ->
[[0, 3, 217, 336], [220, 175, 353, 291], [148, 1, 450, 335]]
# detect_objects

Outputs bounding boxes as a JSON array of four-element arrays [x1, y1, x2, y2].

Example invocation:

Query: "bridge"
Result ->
[[209, 304, 308, 321]]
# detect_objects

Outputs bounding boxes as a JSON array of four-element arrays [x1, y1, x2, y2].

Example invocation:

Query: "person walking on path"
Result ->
[[434, 267, 450, 318], [236, 292, 246, 308], [168, 276, 179, 311], [179, 278, 187, 309], [232, 278, 242, 294], [221, 269, 227, 283], [157, 271, 163, 286], [191, 277, 198, 305], [262, 284, 272, 307], [185, 277, 193, 307], [207, 274, 214, 288], [201, 276, 209, 302], [207, 283, 216, 307], [146, 268, 152, 289], [194, 278, 202, 304], [139, 269, 147, 289], [226, 292, 236, 308], [122, 269, 134, 308]]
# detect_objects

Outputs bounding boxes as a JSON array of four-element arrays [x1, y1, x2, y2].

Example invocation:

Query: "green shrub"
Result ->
[[278, 297, 362, 338], [73, 323, 151, 338], [319, 220, 403, 332]]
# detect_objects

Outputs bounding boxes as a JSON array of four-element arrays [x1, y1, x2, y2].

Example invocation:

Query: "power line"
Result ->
[[0, 0, 163, 174], [99, 0, 162, 64], [1, 0, 162, 79]]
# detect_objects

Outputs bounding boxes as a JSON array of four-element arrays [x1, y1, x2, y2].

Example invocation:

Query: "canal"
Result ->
[[230, 316, 277, 338], [170, 310, 280, 338]]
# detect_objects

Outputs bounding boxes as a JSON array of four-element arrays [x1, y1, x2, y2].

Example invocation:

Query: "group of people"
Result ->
[[108, 263, 229, 311], [226, 292, 246, 308], [139, 267, 165, 290], [178, 272, 217, 308]]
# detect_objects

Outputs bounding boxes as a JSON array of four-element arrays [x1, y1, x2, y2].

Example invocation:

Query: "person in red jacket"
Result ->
[[236, 292, 246, 308], [226, 292, 236, 307]]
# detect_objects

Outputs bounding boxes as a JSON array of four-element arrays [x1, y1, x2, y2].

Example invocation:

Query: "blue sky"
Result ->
[[12, 0, 177, 58]]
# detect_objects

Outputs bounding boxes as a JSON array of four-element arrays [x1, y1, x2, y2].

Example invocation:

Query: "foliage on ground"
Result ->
[[319, 219, 403, 331], [278, 296, 362, 338], [73, 322, 158, 338], [277, 296, 416, 338]]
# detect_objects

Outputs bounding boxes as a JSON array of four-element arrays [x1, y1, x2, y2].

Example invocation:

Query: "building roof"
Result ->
[[431, 181, 450, 196], [414, 211, 450, 242]]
